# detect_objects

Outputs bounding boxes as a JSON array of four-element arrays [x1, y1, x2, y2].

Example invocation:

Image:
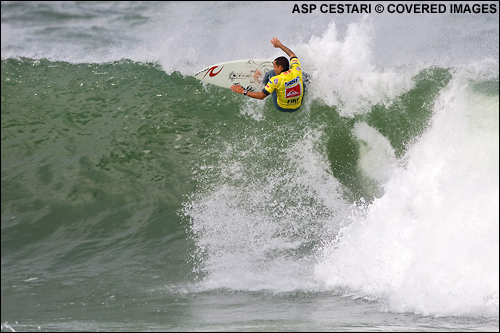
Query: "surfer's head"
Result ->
[[274, 56, 289, 74]]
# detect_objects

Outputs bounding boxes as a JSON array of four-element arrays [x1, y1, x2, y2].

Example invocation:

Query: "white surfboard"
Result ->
[[193, 59, 274, 92]]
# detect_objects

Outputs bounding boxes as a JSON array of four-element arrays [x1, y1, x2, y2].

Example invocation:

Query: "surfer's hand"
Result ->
[[271, 37, 295, 58], [231, 84, 243, 94], [271, 37, 282, 48]]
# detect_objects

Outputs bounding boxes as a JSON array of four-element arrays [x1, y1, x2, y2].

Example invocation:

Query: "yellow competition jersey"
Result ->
[[263, 57, 304, 110]]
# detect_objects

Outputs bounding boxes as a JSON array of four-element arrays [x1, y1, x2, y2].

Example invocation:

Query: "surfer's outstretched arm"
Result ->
[[230, 84, 266, 100], [270, 37, 296, 58]]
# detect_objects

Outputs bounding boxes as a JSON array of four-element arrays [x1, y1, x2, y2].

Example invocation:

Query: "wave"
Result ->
[[2, 5, 499, 320]]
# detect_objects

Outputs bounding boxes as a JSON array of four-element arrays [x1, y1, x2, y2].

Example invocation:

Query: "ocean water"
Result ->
[[1, 1, 499, 331]]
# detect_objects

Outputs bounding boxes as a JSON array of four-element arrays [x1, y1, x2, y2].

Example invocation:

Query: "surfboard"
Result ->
[[193, 59, 274, 92]]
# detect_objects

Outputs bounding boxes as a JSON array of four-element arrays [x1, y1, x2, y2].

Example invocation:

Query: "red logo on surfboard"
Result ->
[[203, 65, 224, 79]]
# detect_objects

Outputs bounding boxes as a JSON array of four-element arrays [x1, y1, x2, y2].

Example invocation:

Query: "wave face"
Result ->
[[2, 1, 498, 331]]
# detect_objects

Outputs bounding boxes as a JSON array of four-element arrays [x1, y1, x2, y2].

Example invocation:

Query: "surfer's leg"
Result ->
[[271, 91, 280, 110], [262, 70, 275, 85]]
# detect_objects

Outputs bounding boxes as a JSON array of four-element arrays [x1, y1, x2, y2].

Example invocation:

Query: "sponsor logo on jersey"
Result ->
[[285, 77, 299, 87], [286, 85, 301, 98], [285, 81, 301, 99]]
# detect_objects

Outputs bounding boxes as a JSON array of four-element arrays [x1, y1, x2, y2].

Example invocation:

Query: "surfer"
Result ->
[[231, 38, 305, 112]]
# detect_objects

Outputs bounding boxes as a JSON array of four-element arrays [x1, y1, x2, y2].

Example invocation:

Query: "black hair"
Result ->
[[274, 56, 289, 72]]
